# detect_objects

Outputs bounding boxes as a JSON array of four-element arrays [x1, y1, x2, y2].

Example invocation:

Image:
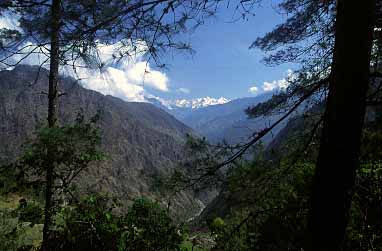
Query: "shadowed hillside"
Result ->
[[0, 65, 206, 217]]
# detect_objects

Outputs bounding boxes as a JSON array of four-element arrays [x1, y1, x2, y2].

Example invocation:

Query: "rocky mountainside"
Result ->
[[0, 65, 205, 218]]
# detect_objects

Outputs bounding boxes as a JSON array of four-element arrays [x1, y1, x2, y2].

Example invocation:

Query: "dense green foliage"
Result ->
[[347, 163, 382, 250], [207, 161, 382, 250], [19, 114, 104, 186], [0, 195, 43, 251], [204, 119, 382, 250], [0, 114, 104, 197], [45, 195, 184, 251], [119, 197, 183, 251], [210, 161, 313, 250], [0, 193, 186, 251]]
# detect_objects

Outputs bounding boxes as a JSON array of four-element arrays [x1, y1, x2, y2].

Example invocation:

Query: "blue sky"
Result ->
[[152, 0, 297, 100], [0, 1, 297, 105]]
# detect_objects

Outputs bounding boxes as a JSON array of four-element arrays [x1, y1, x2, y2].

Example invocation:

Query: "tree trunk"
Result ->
[[307, 0, 375, 250], [41, 0, 61, 250]]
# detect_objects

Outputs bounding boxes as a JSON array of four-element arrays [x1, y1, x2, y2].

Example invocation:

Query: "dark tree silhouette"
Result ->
[[42, 0, 61, 249], [307, 0, 376, 250]]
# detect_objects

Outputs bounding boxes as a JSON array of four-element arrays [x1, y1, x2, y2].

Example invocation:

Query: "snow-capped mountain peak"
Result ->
[[173, 96, 230, 109], [147, 96, 230, 110]]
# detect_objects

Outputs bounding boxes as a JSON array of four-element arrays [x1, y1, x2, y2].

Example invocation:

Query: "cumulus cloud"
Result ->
[[262, 78, 288, 92], [126, 61, 169, 92], [262, 69, 295, 92], [75, 66, 146, 102], [0, 12, 19, 30], [0, 13, 50, 68], [61, 42, 170, 101], [249, 69, 296, 95], [0, 15, 170, 102], [249, 86, 258, 94], [262, 81, 278, 92]]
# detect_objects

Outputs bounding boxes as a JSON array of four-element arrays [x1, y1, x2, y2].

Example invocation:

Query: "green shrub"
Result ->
[[44, 195, 183, 251], [118, 197, 183, 251], [209, 217, 225, 237], [47, 194, 120, 251], [16, 200, 43, 226]]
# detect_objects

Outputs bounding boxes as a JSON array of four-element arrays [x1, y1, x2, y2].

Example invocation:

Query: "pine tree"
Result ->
[[308, 0, 376, 249], [248, 0, 378, 249], [0, 0, 221, 249]]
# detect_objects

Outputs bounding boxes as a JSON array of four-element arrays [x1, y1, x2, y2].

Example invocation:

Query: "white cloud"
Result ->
[[0, 14, 47, 68], [77, 66, 146, 102], [0, 12, 19, 30], [63, 41, 170, 101], [177, 87, 190, 94], [126, 61, 169, 92], [261, 69, 296, 92], [249, 86, 258, 94], [248, 69, 296, 95], [0, 12, 170, 102], [262, 81, 278, 91]]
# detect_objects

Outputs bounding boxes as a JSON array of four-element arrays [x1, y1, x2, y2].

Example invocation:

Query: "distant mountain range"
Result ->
[[151, 93, 289, 145], [166, 96, 230, 110]]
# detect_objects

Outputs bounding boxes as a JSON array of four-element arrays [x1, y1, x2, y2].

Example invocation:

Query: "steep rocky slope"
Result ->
[[0, 65, 203, 217]]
